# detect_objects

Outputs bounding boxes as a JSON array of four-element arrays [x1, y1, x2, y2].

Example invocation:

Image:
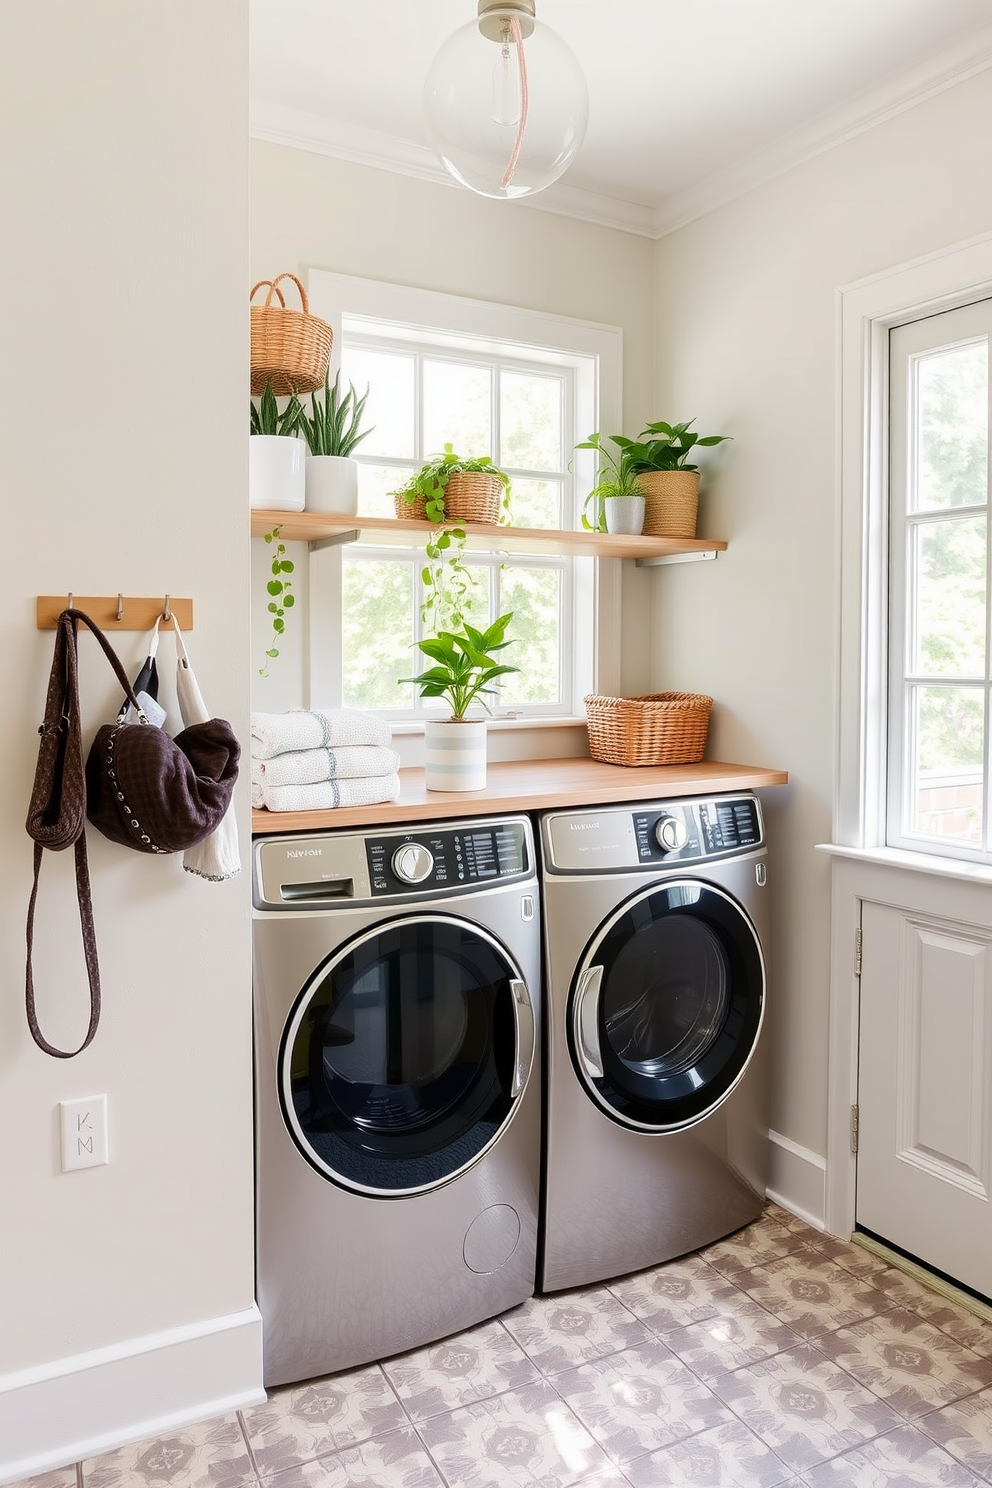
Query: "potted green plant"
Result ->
[[613, 419, 731, 538], [393, 444, 511, 525], [575, 433, 646, 535], [250, 382, 306, 511], [298, 369, 373, 515], [399, 614, 518, 791]]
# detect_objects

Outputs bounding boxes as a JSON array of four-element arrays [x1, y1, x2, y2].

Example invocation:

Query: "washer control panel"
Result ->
[[545, 794, 764, 873], [367, 819, 530, 897]]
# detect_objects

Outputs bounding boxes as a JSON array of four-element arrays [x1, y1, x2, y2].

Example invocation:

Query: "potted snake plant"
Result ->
[[399, 614, 518, 791], [298, 369, 373, 515]]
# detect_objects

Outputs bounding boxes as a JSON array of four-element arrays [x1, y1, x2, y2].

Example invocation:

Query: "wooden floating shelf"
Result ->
[[249, 510, 727, 563]]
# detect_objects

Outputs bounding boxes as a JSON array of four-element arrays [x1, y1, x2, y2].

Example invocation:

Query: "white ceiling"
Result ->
[[249, 0, 992, 237]]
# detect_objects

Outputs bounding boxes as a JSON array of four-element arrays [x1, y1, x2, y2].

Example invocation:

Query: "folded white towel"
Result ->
[[253, 773, 401, 813], [251, 745, 400, 787], [250, 709, 392, 760]]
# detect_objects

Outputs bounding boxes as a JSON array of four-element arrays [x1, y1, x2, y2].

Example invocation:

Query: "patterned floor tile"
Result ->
[[709, 1342, 904, 1473], [500, 1289, 649, 1376], [918, 1385, 992, 1479], [255, 1425, 443, 1485], [381, 1319, 541, 1420], [739, 1255, 893, 1340], [801, 1420, 986, 1486], [814, 1308, 992, 1419], [622, 1417, 796, 1487], [703, 1218, 809, 1281], [414, 1378, 610, 1488], [241, 1365, 407, 1476], [553, 1338, 728, 1465], [662, 1299, 803, 1380], [80, 1412, 254, 1486], [608, 1254, 743, 1335], [9, 1472, 78, 1488], [868, 1269, 992, 1358]]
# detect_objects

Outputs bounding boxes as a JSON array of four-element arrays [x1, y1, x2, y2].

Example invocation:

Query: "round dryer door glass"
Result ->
[[569, 880, 764, 1131], [280, 915, 525, 1195]]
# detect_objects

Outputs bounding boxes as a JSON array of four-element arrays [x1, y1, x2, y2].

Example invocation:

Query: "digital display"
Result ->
[[366, 821, 528, 895]]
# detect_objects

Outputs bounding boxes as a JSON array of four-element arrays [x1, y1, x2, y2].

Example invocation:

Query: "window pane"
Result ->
[[910, 685, 984, 843], [358, 463, 415, 518], [499, 567, 562, 706], [508, 477, 562, 530], [913, 516, 986, 676], [340, 348, 415, 459], [423, 360, 491, 458], [342, 558, 414, 708], [500, 372, 562, 471], [915, 341, 987, 510]]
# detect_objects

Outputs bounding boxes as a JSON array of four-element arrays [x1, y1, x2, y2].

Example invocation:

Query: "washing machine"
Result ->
[[539, 793, 770, 1292], [252, 815, 541, 1387]]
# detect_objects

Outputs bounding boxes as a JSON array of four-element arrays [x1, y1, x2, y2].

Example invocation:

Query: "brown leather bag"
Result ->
[[25, 609, 240, 1057]]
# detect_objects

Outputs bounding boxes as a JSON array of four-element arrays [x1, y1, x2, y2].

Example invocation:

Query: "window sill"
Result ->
[[816, 841, 992, 885]]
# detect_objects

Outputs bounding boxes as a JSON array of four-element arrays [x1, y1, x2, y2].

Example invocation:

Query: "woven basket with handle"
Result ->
[[584, 692, 712, 766], [250, 273, 333, 397]]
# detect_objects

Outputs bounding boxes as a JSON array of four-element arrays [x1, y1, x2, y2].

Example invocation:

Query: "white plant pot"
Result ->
[[249, 435, 305, 511], [424, 718, 487, 792], [604, 494, 646, 535], [306, 454, 359, 515]]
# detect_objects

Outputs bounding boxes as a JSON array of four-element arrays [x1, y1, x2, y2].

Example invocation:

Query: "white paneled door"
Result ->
[[857, 899, 992, 1298]]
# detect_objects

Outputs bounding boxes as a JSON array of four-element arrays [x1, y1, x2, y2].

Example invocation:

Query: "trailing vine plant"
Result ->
[[258, 526, 295, 676]]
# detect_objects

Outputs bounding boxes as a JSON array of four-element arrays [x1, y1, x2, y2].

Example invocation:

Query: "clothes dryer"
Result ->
[[539, 793, 770, 1292], [252, 816, 541, 1386]]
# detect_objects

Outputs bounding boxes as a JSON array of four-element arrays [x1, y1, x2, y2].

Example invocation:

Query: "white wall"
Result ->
[[248, 141, 658, 712], [651, 69, 992, 1172], [0, 5, 257, 1477]]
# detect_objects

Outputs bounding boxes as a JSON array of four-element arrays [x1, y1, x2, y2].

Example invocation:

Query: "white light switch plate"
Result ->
[[60, 1095, 108, 1171]]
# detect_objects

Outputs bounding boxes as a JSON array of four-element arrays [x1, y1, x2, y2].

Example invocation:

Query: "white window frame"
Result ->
[[305, 270, 623, 727]]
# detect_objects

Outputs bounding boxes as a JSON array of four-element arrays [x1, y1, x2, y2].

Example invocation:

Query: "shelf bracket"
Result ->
[[308, 530, 360, 554], [636, 549, 720, 568]]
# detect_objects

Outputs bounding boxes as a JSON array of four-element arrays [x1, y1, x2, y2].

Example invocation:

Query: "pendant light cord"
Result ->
[[501, 15, 529, 188]]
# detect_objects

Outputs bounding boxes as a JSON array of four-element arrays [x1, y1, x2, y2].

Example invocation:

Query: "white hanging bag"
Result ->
[[167, 615, 242, 881]]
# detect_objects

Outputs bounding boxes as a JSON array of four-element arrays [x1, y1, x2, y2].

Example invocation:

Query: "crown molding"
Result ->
[[252, 26, 992, 243]]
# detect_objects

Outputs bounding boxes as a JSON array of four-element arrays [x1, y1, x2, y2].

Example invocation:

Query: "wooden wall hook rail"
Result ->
[[36, 596, 194, 631]]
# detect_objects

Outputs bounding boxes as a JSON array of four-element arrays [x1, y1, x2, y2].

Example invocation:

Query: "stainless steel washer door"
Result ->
[[568, 879, 764, 1133], [279, 913, 536, 1196]]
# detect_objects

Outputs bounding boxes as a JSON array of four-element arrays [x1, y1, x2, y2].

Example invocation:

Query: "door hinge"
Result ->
[[854, 927, 862, 977], [851, 1103, 860, 1154]]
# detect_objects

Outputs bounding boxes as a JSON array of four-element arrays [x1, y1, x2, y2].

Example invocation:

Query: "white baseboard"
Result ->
[[766, 1128, 828, 1231], [0, 1305, 264, 1486]]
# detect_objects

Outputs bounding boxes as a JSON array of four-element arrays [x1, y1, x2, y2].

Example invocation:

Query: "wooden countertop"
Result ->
[[250, 757, 788, 835]]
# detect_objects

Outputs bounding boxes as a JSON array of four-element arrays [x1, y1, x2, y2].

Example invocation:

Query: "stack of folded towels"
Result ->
[[251, 709, 401, 812]]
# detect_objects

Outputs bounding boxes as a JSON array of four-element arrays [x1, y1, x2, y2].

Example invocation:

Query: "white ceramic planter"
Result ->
[[249, 435, 305, 511], [604, 494, 646, 535], [424, 718, 487, 792], [306, 454, 359, 515]]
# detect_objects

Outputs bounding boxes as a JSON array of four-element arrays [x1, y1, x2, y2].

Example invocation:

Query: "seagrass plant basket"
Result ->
[[395, 492, 429, 520], [584, 692, 713, 766], [443, 471, 503, 524], [250, 273, 333, 396]]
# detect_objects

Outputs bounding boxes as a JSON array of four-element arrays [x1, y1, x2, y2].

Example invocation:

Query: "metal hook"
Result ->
[[162, 595, 172, 622], [116, 593, 124, 622], [67, 591, 73, 609]]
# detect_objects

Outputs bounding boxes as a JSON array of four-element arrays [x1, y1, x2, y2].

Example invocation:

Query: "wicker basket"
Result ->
[[250, 273, 333, 397], [637, 470, 700, 539], [395, 491, 429, 520], [444, 471, 503, 524], [584, 692, 712, 766]]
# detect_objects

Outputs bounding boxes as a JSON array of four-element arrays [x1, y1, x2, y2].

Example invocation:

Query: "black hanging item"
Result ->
[[24, 609, 241, 1057]]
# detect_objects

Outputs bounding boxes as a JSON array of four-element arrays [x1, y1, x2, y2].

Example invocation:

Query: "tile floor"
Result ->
[[17, 1204, 992, 1488]]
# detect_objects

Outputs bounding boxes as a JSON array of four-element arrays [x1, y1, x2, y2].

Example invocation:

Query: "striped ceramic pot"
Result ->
[[424, 719, 487, 791]]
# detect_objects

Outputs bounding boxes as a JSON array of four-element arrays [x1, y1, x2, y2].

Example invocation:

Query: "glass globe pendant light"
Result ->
[[423, 0, 589, 200]]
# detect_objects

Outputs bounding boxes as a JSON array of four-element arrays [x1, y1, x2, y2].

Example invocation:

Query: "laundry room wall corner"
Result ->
[[0, 6, 258, 1480]]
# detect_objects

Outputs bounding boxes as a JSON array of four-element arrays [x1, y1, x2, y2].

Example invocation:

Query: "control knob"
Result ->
[[655, 815, 689, 852], [391, 842, 435, 884]]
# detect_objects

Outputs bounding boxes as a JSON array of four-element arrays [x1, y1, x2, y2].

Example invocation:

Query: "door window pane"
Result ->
[[910, 685, 984, 843], [423, 359, 491, 458], [500, 372, 562, 471], [498, 567, 562, 706], [340, 348, 415, 459], [915, 341, 988, 510], [913, 516, 986, 677], [342, 558, 414, 708]]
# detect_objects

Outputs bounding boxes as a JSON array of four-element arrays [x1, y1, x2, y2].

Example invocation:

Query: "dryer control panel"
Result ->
[[544, 794, 764, 873], [366, 820, 529, 896]]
